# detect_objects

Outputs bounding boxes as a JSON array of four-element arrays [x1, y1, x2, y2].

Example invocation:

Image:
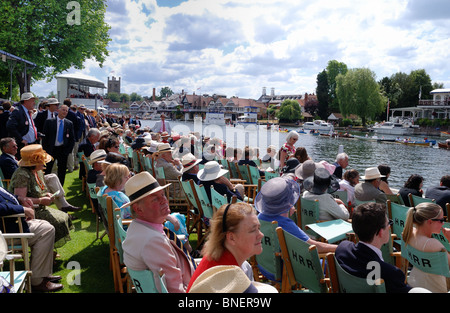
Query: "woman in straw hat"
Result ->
[[9, 145, 73, 247], [186, 202, 264, 292]]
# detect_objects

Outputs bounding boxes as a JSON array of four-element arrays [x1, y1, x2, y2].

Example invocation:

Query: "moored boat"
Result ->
[[438, 142, 450, 150], [441, 131, 450, 138], [302, 120, 334, 132]]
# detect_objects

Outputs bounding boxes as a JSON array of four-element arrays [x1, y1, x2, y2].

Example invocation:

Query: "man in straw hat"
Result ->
[[155, 143, 183, 180], [121, 172, 195, 293], [6, 92, 39, 158], [181, 153, 201, 184], [354, 167, 388, 204]]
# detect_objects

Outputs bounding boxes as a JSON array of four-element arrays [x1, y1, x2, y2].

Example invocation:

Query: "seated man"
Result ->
[[302, 168, 350, 221], [335, 202, 428, 293], [354, 167, 388, 204], [181, 153, 201, 184], [425, 175, 450, 215], [121, 172, 196, 293], [0, 137, 18, 179], [155, 143, 183, 180], [333, 152, 349, 180], [197, 161, 244, 204], [0, 186, 63, 292]]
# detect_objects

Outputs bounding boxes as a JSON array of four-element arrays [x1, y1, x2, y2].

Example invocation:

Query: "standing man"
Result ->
[[6, 92, 39, 158], [42, 104, 75, 186], [152, 113, 172, 135], [63, 99, 81, 173], [34, 98, 59, 134]]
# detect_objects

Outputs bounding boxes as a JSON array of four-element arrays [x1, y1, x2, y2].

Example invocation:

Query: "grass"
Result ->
[[50, 169, 115, 293]]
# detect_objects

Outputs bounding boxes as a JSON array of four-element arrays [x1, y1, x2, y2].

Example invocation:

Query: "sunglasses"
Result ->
[[431, 218, 446, 223]]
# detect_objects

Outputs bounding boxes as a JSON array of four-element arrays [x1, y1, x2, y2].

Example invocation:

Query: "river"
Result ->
[[140, 120, 449, 192]]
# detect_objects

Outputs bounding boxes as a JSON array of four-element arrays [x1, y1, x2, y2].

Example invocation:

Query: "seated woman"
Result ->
[[399, 174, 424, 206], [97, 163, 131, 220], [338, 169, 360, 206], [255, 177, 337, 280], [197, 161, 244, 204], [402, 202, 450, 293], [302, 168, 350, 221], [9, 145, 73, 248], [186, 202, 270, 292], [378, 164, 395, 195]]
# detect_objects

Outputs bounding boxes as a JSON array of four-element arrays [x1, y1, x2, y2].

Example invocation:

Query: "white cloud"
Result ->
[[31, 0, 450, 99]]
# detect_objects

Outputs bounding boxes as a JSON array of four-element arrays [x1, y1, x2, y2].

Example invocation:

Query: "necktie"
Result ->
[[58, 119, 64, 143], [162, 121, 166, 132], [29, 111, 37, 141], [164, 227, 197, 270]]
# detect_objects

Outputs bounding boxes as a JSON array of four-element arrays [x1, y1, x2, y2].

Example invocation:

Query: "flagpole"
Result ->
[[386, 98, 390, 121]]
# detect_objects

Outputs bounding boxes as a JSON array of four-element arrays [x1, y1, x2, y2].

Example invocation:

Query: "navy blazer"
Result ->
[[0, 188, 29, 233], [42, 118, 75, 156], [6, 104, 30, 144], [335, 241, 411, 293], [0, 153, 18, 180]]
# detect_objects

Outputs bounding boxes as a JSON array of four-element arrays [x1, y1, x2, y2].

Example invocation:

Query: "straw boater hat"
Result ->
[[156, 143, 173, 154], [181, 153, 202, 173], [18, 144, 52, 167], [254, 177, 300, 216], [189, 265, 278, 293], [88, 149, 107, 165], [360, 167, 386, 181], [303, 168, 340, 195], [120, 172, 170, 209], [197, 161, 228, 182]]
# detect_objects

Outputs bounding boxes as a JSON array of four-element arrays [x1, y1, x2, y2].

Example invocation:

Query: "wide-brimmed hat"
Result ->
[[281, 158, 300, 174], [157, 143, 173, 153], [47, 98, 60, 106], [181, 153, 201, 173], [98, 152, 127, 165], [131, 138, 146, 150], [20, 92, 36, 102], [88, 149, 107, 164], [189, 266, 278, 293], [197, 161, 228, 182], [295, 160, 324, 180], [120, 171, 170, 209], [18, 144, 52, 167], [303, 168, 340, 195], [254, 177, 300, 216], [360, 167, 386, 181]]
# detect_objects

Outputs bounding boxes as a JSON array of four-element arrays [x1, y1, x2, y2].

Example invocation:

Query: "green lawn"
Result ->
[[51, 169, 115, 293]]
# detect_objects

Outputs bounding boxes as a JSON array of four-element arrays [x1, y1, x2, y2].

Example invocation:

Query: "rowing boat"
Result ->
[[438, 142, 450, 150]]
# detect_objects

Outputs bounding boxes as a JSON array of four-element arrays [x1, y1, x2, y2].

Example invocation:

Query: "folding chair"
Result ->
[[387, 200, 409, 247], [0, 231, 34, 293], [276, 227, 330, 293], [297, 197, 320, 238], [0, 167, 10, 189], [127, 268, 168, 293], [87, 182, 106, 240], [408, 193, 435, 207], [326, 253, 386, 293]]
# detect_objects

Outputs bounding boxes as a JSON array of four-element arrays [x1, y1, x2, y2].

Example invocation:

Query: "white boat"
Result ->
[[302, 120, 334, 132], [237, 112, 258, 125], [371, 122, 414, 135]]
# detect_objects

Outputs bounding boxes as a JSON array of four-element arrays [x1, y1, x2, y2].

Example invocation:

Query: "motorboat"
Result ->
[[302, 120, 334, 132], [371, 122, 414, 136]]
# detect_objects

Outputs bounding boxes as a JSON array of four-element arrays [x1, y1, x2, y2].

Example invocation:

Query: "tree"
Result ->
[[326, 60, 348, 112], [276, 99, 302, 123], [0, 0, 111, 95], [316, 69, 330, 119], [130, 92, 142, 102], [160, 87, 174, 99], [336, 68, 386, 126]]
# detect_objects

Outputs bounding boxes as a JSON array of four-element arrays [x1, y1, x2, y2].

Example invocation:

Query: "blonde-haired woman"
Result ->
[[186, 202, 264, 292], [98, 163, 131, 219], [402, 202, 450, 293]]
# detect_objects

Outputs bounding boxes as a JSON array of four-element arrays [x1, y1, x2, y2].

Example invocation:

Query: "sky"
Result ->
[[31, 0, 450, 100]]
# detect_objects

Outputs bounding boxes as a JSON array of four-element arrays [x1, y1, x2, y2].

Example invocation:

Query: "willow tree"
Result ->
[[0, 0, 111, 95], [277, 99, 302, 123], [336, 68, 386, 126]]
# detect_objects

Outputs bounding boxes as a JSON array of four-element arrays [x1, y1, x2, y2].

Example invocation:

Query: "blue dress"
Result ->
[[99, 186, 131, 219]]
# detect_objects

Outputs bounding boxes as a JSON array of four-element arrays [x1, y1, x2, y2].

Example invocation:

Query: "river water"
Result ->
[[140, 120, 449, 192]]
